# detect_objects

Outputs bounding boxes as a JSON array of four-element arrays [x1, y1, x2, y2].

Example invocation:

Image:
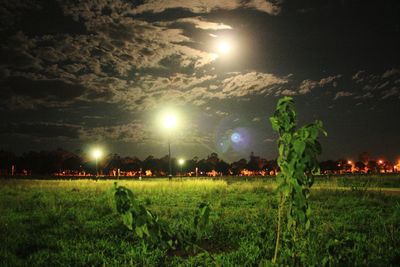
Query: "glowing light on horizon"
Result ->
[[178, 158, 185, 165], [92, 148, 102, 160]]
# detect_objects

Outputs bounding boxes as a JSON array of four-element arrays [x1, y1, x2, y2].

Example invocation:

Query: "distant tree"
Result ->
[[104, 153, 122, 173], [207, 153, 219, 164], [17, 150, 63, 174], [335, 159, 353, 173], [359, 152, 371, 166], [0, 150, 17, 175], [230, 158, 247, 175], [247, 152, 265, 172], [185, 157, 199, 173], [142, 155, 167, 175], [355, 161, 366, 172], [319, 160, 338, 173], [265, 159, 279, 174], [62, 155, 83, 171], [216, 160, 230, 175], [367, 160, 378, 173], [142, 155, 155, 171], [198, 159, 213, 173], [121, 156, 141, 172]]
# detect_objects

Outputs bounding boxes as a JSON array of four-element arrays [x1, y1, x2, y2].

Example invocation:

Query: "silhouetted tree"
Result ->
[[359, 152, 371, 166], [230, 158, 247, 175], [121, 156, 141, 172], [355, 161, 366, 172], [367, 160, 378, 173], [265, 159, 279, 175], [216, 160, 230, 175], [0, 150, 17, 175]]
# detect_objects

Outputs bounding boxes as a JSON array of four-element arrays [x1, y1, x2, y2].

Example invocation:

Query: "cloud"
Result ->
[[299, 75, 342, 94], [112, 71, 290, 111], [176, 17, 232, 30], [0, 122, 81, 139], [132, 0, 281, 15], [299, 79, 318, 94], [0, 76, 86, 110], [279, 89, 297, 96], [352, 70, 366, 82], [319, 75, 342, 87], [0, 0, 227, 112], [245, 0, 281, 15], [354, 92, 373, 99], [344, 68, 400, 100], [78, 122, 148, 143], [215, 110, 229, 116], [381, 87, 399, 99], [382, 68, 400, 79], [334, 91, 353, 100], [221, 72, 288, 97]]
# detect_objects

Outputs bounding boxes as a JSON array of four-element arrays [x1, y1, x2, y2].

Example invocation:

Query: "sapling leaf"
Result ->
[[270, 96, 326, 264]]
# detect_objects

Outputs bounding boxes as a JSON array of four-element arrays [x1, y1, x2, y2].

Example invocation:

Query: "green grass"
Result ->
[[0, 177, 399, 266]]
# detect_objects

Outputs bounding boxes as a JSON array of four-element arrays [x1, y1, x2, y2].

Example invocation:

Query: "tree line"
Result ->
[[0, 149, 396, 176]]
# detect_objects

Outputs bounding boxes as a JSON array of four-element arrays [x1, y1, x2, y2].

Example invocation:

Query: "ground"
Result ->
[[0, 175, 399, 266]]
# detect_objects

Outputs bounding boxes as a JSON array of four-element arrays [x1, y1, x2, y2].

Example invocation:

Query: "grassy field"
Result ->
[[0, 176, 399, 266]]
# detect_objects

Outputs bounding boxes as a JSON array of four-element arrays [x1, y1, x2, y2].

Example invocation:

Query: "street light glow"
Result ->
[[92, 148, 102, 160], [163, 114, 178, 129], [159, 110, 180, 179], [178, 158, 185, 165]]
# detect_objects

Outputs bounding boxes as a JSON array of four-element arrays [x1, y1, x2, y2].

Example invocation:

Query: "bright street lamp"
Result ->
[[91, 148, 103, 176], [163, 113, 178, 179], [178, 158, 185, 177], [163, 114, 177, 129]]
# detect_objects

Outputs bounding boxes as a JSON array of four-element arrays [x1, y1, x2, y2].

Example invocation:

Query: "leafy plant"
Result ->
[[270, 96, 326, 264], [112, 183, 212, 253], [194, 202, 211, 241]]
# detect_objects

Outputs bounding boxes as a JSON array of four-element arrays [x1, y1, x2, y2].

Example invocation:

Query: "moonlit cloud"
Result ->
[[334, 91, 353, 100], [131, 0, 281, 15], [176, 17, 233, 30], [220, 72, 288, 97]]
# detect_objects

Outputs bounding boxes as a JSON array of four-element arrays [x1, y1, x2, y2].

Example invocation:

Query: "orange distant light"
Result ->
[[378, 160, 383, 164], [347, 160, 352, 165]]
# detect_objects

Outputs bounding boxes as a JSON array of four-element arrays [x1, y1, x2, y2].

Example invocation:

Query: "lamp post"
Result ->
[[92, 148, 102, 177], [178, 158, 184, 177], [163, 114, 177, 179]]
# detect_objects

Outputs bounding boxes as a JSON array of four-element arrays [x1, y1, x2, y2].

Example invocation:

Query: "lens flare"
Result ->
[[231, 132, 241, 143]]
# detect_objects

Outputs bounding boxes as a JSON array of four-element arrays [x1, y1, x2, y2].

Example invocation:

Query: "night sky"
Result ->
[[0, 0, 399, 162]]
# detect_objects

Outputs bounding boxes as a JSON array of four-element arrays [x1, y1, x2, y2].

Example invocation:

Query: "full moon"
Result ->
[[217, 40, 232, 55]]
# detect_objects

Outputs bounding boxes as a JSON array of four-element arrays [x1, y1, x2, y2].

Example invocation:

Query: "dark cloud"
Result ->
[[0, 76, 86, 107], [0, 122, 81, 139], [0, 0, 87, 38]]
